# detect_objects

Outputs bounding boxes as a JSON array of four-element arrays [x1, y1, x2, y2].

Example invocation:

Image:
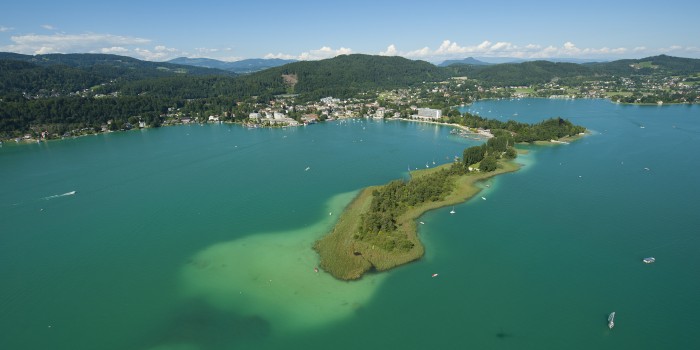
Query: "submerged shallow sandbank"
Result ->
[[178, 191, 386, 336]]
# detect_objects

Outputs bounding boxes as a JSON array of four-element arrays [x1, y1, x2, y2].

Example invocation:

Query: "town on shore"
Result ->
[[4, 79, 593, 144]]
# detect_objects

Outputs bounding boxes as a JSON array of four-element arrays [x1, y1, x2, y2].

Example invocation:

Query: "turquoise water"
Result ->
[[1, 100, 699, 349]]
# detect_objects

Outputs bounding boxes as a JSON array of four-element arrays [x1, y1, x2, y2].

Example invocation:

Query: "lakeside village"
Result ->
[[7, 69, 699, 144]]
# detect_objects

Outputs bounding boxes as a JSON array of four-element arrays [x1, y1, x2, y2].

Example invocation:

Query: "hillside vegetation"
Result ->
[[1, 52, 698, 138]]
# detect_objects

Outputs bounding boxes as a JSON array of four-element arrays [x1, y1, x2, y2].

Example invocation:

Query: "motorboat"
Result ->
[[608, 312, 616, 329]]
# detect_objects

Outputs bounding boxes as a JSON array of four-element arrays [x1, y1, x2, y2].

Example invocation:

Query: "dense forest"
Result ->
[[446, 60, 593, 86], [445, 54, 700, 85], [445, 113, 586, 142], [257, 54, 449, 98]]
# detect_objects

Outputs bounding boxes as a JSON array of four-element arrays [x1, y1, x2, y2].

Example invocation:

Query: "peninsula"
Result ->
[[314, 117, 586, 280]]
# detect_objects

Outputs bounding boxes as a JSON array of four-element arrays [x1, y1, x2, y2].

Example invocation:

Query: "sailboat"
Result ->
[[608, 312, 616, 329], [450, 207, 455, 214]]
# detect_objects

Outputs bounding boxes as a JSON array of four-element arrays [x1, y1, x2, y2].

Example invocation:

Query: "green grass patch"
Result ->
[[605, 91, 633, 97], [514, 87, 535, 94]]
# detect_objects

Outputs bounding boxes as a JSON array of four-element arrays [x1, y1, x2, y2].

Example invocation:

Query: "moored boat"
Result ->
[[608, 312, 616, 329], [643, 257, 656, 264]]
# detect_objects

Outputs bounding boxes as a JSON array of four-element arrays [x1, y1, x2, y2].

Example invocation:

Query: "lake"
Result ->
[[1, 98, 698, 349]]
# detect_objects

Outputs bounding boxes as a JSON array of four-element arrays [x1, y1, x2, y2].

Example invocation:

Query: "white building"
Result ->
[[414, 108, 442, 120]]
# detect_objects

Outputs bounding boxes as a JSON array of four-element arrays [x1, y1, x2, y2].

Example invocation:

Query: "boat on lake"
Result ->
[[608, 312, 616, 329], [450, 207, 455, 214], [643, 257, 656, 264]]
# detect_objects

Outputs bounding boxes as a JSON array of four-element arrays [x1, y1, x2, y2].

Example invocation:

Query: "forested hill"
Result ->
[[585, 54, 700, 76], [83, 54, 449, 100], [0, 52, 235, 97], [242, 54, 449, 99], [0, 52, 235, 75], [167, 57, 297, 73], [445, 55, 700, 85], [446, 61, 591, 85]]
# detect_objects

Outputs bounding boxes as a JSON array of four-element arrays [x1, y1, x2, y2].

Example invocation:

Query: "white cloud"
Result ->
[[0, 31, 250, 61], [155, 45, 178, 53], [264, 52, 297, 60], [0, 26, 13, 32], [133, 46, 182, 61], [405, 46, 431, 58], [264, 46, 352, 61], [99, 46, 129, 54], [2, 33, 151, 55], [380, 44, 398, 56], [377, 40, 658, 61], [195, 47, 220, 54], [41, 24, 56, 30]]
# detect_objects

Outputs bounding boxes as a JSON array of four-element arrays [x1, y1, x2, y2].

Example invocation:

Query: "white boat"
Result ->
[[643, 257, 656, 264], [481, 197, 486, 200], [450, 207, 455, 214], [608, 312, 616, 329]]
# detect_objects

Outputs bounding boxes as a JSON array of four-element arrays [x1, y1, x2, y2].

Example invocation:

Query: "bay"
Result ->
[[1, 99, 699, 349]]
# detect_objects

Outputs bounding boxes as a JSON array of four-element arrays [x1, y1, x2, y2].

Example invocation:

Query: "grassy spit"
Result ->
[[314, 159, 520, 280]]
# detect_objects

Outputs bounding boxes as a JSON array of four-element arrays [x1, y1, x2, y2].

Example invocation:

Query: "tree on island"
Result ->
[[479, 155, 498, 172], [463, 145, 486, 167]]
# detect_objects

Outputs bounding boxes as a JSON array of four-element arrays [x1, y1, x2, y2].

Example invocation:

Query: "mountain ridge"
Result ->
[[167, 57, 297, 73]]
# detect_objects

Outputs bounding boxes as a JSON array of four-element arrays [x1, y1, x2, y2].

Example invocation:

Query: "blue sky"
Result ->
[[1, 0, 699, 62]]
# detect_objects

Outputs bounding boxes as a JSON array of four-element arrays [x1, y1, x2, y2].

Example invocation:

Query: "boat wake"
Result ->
[[43, 191, 76, 200]]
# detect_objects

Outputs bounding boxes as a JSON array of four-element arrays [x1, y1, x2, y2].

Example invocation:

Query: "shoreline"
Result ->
[[0, 120, 295, 145], [313, 159, 520, 280], [387, 117, 494, 138]]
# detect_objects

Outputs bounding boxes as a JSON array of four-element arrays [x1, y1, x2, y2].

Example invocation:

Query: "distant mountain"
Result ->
[[167, 57, 297, 73], [0, 52, 235, 96], [464, 57, 607, 64], [0, 53, 234, 76], [438, 57, 490, 67]]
